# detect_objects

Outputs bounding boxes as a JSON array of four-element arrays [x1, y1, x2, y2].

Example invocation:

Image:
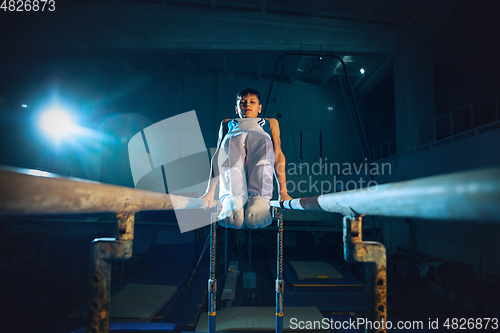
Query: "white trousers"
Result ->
[[218, 131, 275, 205]]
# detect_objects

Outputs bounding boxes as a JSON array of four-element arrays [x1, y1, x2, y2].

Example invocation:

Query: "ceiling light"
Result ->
[[360, 68, 365, 74]]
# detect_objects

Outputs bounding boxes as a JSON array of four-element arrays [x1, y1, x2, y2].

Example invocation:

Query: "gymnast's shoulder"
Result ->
[[219, 119, 231, 128], [267, 118, 281, 128]]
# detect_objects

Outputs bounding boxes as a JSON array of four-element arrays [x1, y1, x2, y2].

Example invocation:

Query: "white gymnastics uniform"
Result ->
[[217, 118, 275, 227]]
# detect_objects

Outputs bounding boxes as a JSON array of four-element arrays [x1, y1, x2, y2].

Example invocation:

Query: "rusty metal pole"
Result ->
[[87, 212, 135, 333], [343, 216, 387, 333]]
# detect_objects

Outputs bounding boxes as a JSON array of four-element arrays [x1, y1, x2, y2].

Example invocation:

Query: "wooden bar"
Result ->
[[0, 166, 209, 216]]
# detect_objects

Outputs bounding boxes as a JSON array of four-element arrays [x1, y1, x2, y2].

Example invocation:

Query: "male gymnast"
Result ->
[[200, 88, 292, 228]]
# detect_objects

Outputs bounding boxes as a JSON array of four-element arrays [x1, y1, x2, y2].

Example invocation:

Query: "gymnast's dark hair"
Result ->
[[236, 88, 261, 104]]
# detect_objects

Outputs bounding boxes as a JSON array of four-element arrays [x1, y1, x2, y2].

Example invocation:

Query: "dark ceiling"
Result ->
[[0, 0, 498, 97]]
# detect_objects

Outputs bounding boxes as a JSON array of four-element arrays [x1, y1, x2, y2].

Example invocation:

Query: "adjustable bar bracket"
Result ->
[[343, 216, 387, 333], [87, 212, 135, 333]]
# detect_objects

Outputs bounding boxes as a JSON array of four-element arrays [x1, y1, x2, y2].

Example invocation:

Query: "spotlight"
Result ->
[[39, 108, 75, 140], [360, 68, 365, 74], [22, 104, 28, 108]]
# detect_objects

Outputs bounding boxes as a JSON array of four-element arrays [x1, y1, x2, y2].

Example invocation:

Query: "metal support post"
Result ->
[[87, 212, 135, 333], [208, 213, 218, 333], [495, 91, 499, 121], [343, 216, 387, 333], [273, 207, 284, 333], [248, 229, 252, 271], [225, 227, 228, 273]]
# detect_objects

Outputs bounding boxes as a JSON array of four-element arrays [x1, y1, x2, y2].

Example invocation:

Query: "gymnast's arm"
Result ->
[[200, 119, 230, 208], [269, 118, 293, 203]]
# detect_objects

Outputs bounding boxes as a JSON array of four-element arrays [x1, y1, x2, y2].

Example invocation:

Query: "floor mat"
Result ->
[[109, 283, 177, 322], [195, 306, 328, 332]]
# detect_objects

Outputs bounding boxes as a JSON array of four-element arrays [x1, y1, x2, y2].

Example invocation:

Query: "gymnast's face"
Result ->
[[236, 94, 262, 118]]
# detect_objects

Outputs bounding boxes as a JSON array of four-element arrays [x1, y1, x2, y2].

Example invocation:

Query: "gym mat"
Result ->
[[194, 306, 328, 332], [71, 322, 177, 333], [268, 260, 362, 289], [110, 283, 177, 322], [289, 261, 343, 280]]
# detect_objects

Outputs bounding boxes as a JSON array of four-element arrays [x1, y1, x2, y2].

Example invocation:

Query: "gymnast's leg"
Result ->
[[245, 132, 275, 228], [218, 133, 247, 228]]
